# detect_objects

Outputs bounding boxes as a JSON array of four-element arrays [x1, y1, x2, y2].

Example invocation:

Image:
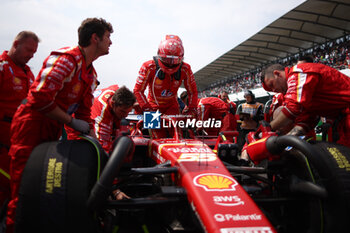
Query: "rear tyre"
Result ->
[[15, 137, 107, 233], [309, 141, 350, 233]]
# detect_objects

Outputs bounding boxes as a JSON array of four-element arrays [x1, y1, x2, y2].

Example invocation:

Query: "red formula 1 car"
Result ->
[[14, 115, 350, 233]]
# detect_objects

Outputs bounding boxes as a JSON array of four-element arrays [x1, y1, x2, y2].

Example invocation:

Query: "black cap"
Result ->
[[244, 90, 254, 98]]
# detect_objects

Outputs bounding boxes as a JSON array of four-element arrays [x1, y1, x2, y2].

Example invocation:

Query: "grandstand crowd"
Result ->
[[200, 34, 350, 98]]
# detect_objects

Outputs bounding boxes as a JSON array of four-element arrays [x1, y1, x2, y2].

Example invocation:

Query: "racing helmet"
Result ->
[[157, 35, 184, 74]]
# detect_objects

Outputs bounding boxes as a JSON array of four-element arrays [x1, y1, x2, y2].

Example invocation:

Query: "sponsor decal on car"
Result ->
[[220, 226, 274, 233], [153, 150, 166, 163], [168, 147, 213, 153], [194, 173, 238, 191], [177, 153, 217, 162], [158, 143, 209, 155], [214, 213, 262, 222], [213, 195, 244, 206]]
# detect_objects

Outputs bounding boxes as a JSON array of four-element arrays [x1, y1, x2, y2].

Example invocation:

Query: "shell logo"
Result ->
[[72, 83, 81, 94], [155, 78, 163, 85], [13, 77, 21, 85], [194, 173, 238, 191]]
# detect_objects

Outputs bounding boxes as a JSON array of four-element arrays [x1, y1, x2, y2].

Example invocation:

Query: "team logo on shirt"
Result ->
[[155, 78, 163, 85], [13, 77, 21, 85], [161, 90, 173, 97]]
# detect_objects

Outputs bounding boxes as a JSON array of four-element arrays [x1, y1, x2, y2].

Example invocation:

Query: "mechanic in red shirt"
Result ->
[[133, 35, 198, 116], [219, 91, 237, 116], [6, 18, 113, 233], [197, 97, 236, 136], [266, 93, 284, 123], [91, 85, 136, 154], [0, 31, 39, 209], [262, 63, 350, 147]]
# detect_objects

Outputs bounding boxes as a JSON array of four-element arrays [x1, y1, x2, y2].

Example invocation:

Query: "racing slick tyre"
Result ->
[[309, 141, 350, 233], [15, 136, 107, 233], [262, 136, 350, 233]]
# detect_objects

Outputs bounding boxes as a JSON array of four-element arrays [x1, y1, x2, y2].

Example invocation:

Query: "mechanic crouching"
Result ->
[[197, 96, 236, 136], [261, 63, 350, 148]]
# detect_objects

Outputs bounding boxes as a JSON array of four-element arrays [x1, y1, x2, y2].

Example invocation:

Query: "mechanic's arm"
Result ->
[[270, 109, 294, 133], [74, 80, 99, 138], [287, 125, 306, 136], [46, 106, 92, 135], [45, 106, 72, 124], [133, 62, 152, 111]]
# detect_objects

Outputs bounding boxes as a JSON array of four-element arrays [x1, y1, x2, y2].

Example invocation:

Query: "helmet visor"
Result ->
[[159, 55, 183, 66]]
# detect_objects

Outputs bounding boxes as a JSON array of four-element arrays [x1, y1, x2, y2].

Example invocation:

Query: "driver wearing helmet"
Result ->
[[133, 35, 198, 116]]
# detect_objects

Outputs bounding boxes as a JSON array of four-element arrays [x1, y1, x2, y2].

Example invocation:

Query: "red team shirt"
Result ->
[[0, 51, 35, 210], [198, 97, 236, 135], [281, 63, 350, 146], [6, 46, 99, 232], [0, 51, 35, 145], [91, 85, 120, 153]]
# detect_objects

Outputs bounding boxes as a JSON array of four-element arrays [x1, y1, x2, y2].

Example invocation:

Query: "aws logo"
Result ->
[[213, 195, 244, 206], [194, 173, 238, 191]]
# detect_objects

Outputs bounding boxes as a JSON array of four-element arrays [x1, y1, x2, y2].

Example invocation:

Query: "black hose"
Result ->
[[87, 136, 134, 211], [266, 135, 329, 180]]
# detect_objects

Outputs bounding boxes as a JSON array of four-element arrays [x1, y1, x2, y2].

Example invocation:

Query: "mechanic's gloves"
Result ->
[[67, 118, 90, 134]]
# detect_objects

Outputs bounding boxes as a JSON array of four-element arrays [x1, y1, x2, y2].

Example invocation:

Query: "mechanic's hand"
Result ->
[[113, 189, 130, 200], [67, 118, 90, 134], [240, 143, 250, 161]]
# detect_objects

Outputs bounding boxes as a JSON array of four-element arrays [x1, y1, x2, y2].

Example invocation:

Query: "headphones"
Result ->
[[153, 56, 182, 81]]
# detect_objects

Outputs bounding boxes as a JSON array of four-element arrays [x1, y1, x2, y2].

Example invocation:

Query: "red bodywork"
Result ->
[[129, 116, 276, 233]]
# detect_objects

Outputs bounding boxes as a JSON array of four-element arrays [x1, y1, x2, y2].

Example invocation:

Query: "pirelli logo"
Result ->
[[45, 158, 63, 193], [328, 147, 350, 171]]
